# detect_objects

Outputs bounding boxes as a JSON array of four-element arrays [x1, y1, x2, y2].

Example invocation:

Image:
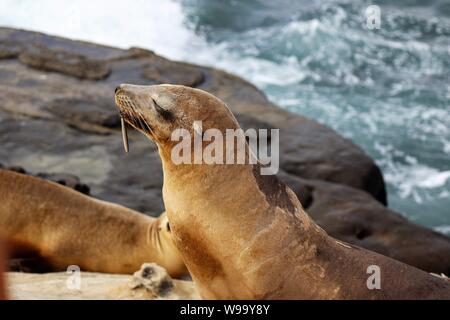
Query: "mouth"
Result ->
[[115, 93, 154, 153]]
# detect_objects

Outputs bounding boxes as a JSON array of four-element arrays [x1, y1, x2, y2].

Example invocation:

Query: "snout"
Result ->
[[115, 83, 131, 96], [114, 84, 156, 136], [114, 83, 136, 101], [114, 84, 151, 109], [114, 84, 132, 99], [114, 83, 164, 114], [115, 83, 151, 97], [114, 84, 139, 121]]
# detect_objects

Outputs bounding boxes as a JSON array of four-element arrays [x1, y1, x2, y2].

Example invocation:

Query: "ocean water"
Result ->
[[1, 0, 449, 234]]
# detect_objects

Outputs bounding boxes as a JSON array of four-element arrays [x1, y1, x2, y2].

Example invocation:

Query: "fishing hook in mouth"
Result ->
[[120, 116, 129, 153], [115, 95, 134, 153], [116, 94, 156, 153], [116, 98, 132, 154], [117, 103, 154, 153]]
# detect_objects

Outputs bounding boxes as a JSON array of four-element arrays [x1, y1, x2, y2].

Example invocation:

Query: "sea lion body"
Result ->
[[115, 83, 450, 299], [0, 169, 185, 276]]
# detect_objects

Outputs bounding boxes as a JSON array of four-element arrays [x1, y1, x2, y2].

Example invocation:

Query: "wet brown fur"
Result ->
[[0, 169, 186, 276]]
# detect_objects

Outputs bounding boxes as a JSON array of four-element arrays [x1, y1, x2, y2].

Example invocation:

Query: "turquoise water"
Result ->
[[1, 0, 449, 233]]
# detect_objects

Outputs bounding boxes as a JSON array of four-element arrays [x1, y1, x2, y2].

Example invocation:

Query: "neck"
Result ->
[[160, 149, 328, 297]]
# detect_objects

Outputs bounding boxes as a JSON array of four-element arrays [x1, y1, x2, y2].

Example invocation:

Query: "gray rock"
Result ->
[[18, 44, 111, 80], [0, 27, 386, 203], [0, 165, 90, 196], [35, 172, 90, 195], [0, 40, 21, 59], [278, 171, 450, 275]]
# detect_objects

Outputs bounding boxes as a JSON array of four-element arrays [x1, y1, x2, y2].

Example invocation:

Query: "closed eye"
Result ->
[[152, 98, 173, 120]]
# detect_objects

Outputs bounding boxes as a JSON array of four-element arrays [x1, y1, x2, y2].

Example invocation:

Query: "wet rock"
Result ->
[[127, 48, 205, 86], [18, 44, 110, 80], [278, 171, 314, 209], [45, 97, 120, 132], [3, 166, 26, 174], [278, 171, 450, 275], [142, 61, 204, 87], [0, 40, 21, 59], [1, 165, 91, 196], [36, 172, 90, 195]]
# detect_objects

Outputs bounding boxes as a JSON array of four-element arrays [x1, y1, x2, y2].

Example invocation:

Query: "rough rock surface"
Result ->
[[278, 171, 450, 275], [0, 164, 90, 195], [0, 28, 449, 275], [6, 271, 198, 300], [0, 27, 386, 205]]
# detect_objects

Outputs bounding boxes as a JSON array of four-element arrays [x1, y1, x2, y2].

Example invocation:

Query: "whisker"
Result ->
[[136, 114, 146, 131], [136, 109, 153, 134], [115, 95, 153, 135]]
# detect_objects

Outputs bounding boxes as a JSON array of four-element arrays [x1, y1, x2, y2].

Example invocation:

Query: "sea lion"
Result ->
[[0, 169, 186, 277], [114, 83, 450, 299]]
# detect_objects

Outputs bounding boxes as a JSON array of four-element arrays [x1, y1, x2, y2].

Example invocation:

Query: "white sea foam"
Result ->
[[375, 142, 450, 204], [0, 0, 204, 61], [417, 171, 450, 189], [434, 225, 450, 236]]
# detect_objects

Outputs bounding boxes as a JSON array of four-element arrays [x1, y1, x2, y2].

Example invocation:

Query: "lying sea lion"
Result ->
[[114, 83, 450, 299], [0, 169, 186, 277]]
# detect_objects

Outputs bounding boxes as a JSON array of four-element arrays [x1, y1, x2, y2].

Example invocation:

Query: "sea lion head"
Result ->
[[114, 84, 239, 148]]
